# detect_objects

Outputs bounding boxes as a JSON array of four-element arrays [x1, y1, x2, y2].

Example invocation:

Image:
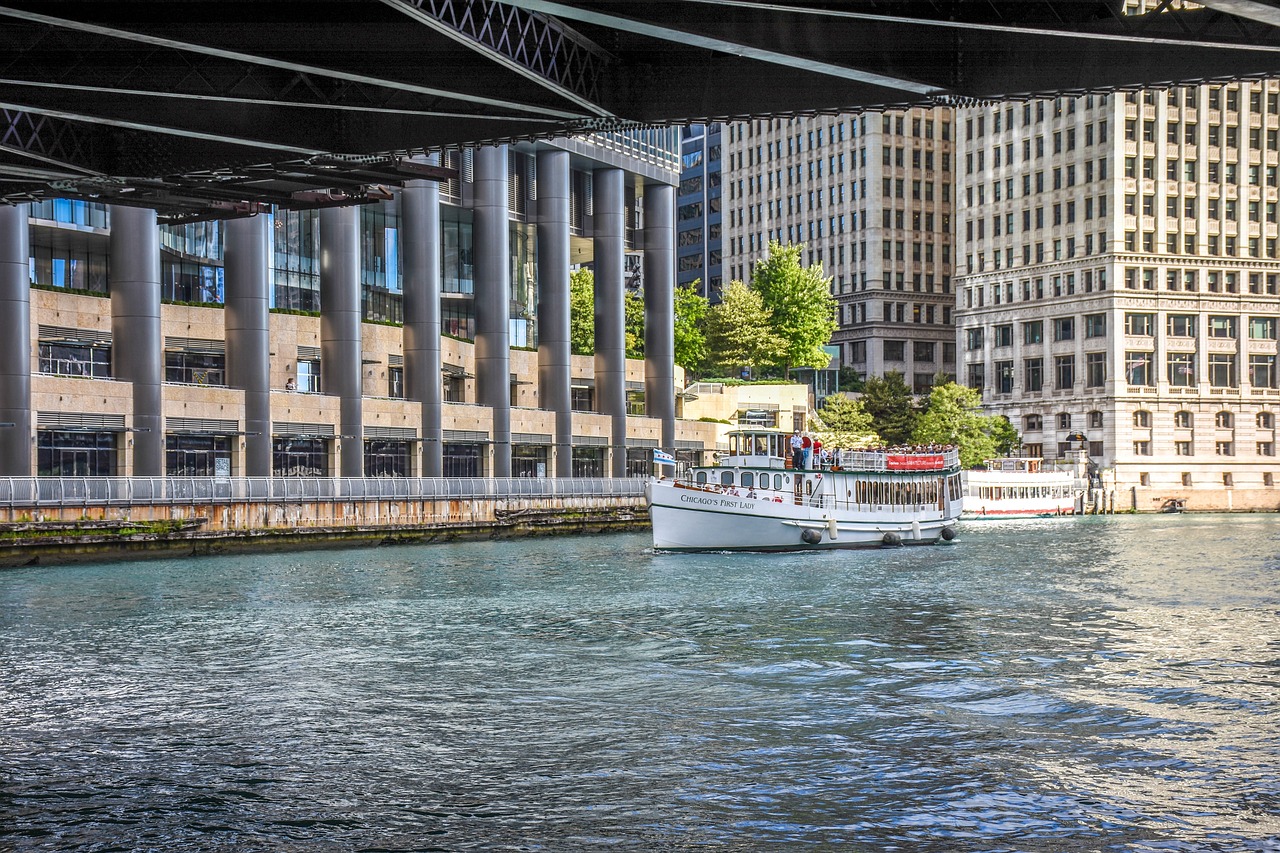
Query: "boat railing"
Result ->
[[836, 447, 960, 472]]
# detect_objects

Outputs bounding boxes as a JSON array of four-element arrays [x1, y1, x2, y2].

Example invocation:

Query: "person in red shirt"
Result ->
[[812, 437, 823, 468], [801, 433, 812, 469]]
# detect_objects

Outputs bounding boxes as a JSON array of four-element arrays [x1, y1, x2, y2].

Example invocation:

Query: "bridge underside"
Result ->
[[2, 0, 1280, 218]]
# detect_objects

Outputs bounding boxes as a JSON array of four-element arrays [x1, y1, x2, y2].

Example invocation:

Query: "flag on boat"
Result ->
[[652, 449, 676, 467]]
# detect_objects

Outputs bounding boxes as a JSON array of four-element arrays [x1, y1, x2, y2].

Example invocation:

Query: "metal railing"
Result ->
[[837, 448, 962, 472], [0, 477, 646, 508]]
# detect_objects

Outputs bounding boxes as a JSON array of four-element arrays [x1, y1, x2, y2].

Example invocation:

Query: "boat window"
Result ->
[[720, 471, 734, 486], [774, 474, 783, 490], [742, 472, 755, 488], [695, 471, 707, 484]]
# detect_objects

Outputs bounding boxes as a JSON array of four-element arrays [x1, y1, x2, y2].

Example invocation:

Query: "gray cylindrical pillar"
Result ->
[[110, 205, 163, 476], [224, 215, 272, 476], [320, 205, 364, 478], [403, 172, 444, 477], [0, 204, 31, 476], [643, 183, 677, 453], [593, 168, 627, 478], [536, 149, 573, 478], [474, 145, 511, 478]]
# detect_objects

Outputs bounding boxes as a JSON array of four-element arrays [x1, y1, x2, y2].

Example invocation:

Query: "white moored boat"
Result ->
[[961, 456, 1086, 519], [646, 429, 964, 552]]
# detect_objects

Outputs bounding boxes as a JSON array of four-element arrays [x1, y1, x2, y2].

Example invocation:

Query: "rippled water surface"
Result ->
[[2, 515, 1279, 850]]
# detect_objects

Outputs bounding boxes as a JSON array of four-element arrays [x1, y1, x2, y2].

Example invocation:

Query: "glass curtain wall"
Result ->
[[37, 431, 118, 476], [165, 435, 232, 475], [361, 204, 402, 323], [271, 209, 320, 311]]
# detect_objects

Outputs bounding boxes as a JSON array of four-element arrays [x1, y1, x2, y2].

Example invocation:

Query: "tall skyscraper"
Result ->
[[676, 124, 723, 302], [722, 110, 956, 390], [955, 83, 1280, 499]]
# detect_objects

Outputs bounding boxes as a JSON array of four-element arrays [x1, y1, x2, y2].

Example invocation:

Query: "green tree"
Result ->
[[569, 268, 595, 355], [624, 289, 644, 359], [704, 280, 786, 376], [750, 241, 837, 375], [988, 414, 1021, 457], [861, 371, 917, 445], [673, 282, 710, 376], [810, 393, 879, 450], [569, 268, 645, 358], [912, 382, 1022, 468]]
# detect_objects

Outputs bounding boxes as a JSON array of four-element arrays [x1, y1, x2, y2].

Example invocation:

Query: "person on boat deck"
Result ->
[[812, 437, 823, 468], [801, 433, 813, 468], [790, 430, 805, 470]]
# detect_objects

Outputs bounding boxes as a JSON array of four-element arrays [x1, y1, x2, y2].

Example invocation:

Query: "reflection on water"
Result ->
[[1, 515, 1278, 849]]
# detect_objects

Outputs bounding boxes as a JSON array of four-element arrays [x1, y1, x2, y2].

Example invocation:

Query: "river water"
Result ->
[[1, 515, 1278, 851]]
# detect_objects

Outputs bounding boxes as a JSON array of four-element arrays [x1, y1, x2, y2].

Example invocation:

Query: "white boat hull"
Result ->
[[647, 480, 960, 551]]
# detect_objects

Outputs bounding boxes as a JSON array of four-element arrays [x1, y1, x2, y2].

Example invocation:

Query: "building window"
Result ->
[[1167, 315, 1196, 337], [1209, 354, 1237, 388], [37, 430, 118, 476], [1089, 411, 1103, 429], [1175, 410, 1194, 429], [1084, 313, 1106, 338], [1249, 316, 1277, 340], [296, 359, 321, 393], [387, 367, 404, 399], [444, 443, 487, 477], [884, 340, 906, 362], [1125, 351, 1154, 387], [966, 328, 985, 350], [1025, 414, 1043, 431], [1249, 355, 1277, 389], [571, 446, 605, 477], [272, 437, 329, 477], [993, 325, 1013, 347], [512, 444, 549, 478], [364, 440, 410, 477], [1133, 410, 1152, 428], [1126, 311, 1157, 333], [1183, 472, 1193, 486], [996, 361, 1014, 394], [1023, 320, 1044, 344], [166, 434, 232, 476], [1216, 411, 1235, 429], [1057, 412, 1072, 430], [1259, 412, 1275, 430], [37, 341, 112, 379], [1053, 317, 1075, 341], [1055, 355, 1075, 389], [967, 363, 985, 390], [1024, 358, 1043, 392], [1134, 441, 1152, 456], [913, 341, 936, 363], [1209, 315, 1238, 338], [1175, 440, 1194, 456], [1224, 472, 1234, 487], [1168, 353, 1195, 387], [164, 350, 226, 386], [1086, 352, 1107, 387], [1258, 441, 1276, 457]]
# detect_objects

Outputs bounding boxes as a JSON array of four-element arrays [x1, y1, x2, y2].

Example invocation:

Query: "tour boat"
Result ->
[[645, 429, 964, 552], [961, 456, 1086, 519]]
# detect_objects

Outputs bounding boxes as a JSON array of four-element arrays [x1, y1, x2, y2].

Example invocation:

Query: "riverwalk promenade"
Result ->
[[0, 477, 648, 566]]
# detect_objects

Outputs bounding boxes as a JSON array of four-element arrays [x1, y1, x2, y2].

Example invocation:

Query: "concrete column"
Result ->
[[474, 145, 511, 477], [402, 168, 443, 477], [643, 182, 676, 454], [0, 204, 31, 476], [320, 205, 364, 478], [224, 215, 272, 476], [109, 205, 163, 476], [536, 148, 573, 477], [593, 167, 627, 477]]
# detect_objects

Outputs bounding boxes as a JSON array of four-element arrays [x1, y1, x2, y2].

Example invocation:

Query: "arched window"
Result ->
[[1174, 410, 1193, 429], [1215, 411, 1234, 429], [1089, 410, 1104, 428], [720, 470, 735, 486], [1133, 410, 1152, 428], [695, 471, 708, 484], [1258, 412, 1275, 430]]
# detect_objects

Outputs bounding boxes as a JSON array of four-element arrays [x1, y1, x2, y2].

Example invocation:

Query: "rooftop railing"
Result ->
[[0, 477, 646, 508], [836, 448, 961, 472]]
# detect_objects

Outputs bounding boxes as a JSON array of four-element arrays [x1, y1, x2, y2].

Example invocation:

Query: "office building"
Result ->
[[722, 110, 956, 390], [955, 83, 1280, 501], [0, 134, 717, 480], [676, 123, 724, 302]]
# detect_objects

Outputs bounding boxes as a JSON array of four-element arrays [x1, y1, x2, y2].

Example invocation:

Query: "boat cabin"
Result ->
[[721, 428, 790, 468]]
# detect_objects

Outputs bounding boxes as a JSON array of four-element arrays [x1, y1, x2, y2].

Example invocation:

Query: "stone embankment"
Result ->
[[0, 477, 648, 566]]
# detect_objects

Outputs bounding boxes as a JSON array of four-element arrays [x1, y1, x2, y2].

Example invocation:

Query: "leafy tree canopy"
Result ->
[[750, 241, 837, 374], [569, 268, 644, 358], [861, 371, 918, 445], [912, 382, 1022, 468], [704, 280, 787, 376], [810, 393, 879, 450], [673, 282, 710, 376]]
